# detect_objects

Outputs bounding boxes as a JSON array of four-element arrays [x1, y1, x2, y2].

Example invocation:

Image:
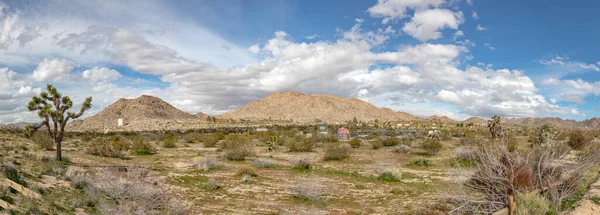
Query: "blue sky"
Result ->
[[0, 0, 598, 123]]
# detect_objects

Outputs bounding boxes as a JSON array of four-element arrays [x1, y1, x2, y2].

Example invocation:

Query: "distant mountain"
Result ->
[[427, 115, 455, 122], [68, 95, 196, 131], [463, 117, 487, 125], [195, 112, 210, 120], [218, 92, 419, 123]]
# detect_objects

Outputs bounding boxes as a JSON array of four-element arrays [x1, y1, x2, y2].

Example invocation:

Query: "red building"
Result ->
[[337, 127, 351, 141]]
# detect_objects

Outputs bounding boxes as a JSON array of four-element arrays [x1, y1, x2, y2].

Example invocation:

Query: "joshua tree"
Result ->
[[488, 115, 507, 144], [26, 84, 92, 161]]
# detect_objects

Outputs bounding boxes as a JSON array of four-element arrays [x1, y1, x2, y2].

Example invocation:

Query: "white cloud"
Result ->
[[475, 24, 487, 31], [466, 0, 474, 5], [542, 78, 560, 85], [578, 62, 600, 71], [402, 9, 464, 41], [561, 94, 585, 104], [563, 79, 600, 95], [306, 34, 318, 40], [248, 44, 260, 54], [484, 42, 495, 50], [540, 55, 567, 65], [0, 3, 19, 49], [82, 67, 121, 82], [367, 0, 445, 24], [472, 11, 479, 20], [31, 58, 75, 81], [453, 30, 464, 40]]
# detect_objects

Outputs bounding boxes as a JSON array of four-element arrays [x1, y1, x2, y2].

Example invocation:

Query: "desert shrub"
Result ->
[[408, 158, 434, 168], [371, 140, 382, 149], [90, 168, 191, 214], [203, 178, 220, 190], [289, 178, 321, 201], [41, 159, 68, 178], [515, 192, 551, 215], [182, 132, 203, 143], [323, 143, 351, 160], [196, 156, 221, 171], [86, 136, 129, 158], [423, 137, 442, 155], [378, 170, 401, 182], [130, 136, 155, 155], [220, 140, 253, 161], [162, 133, 178, 148], [349, 138, 361, 148], [382, 138, 401, 146], [292, 158, 312, 170], [453, 147, 477, 168], [253, 158, 275, 168], [567, 129, 589, 150], [31, 131, 53, 150], [3, 164, 26, 187], [65, 167, 89, 190], [288, 137, 315, 152], [236, 166, 257, 176], [393, 144, 411, 153], [507, 134, 518, 152], [201, 134, 219, 147], [240, 174, 253, 183]]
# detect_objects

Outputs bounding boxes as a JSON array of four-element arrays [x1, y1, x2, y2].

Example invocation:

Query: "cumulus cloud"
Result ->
[[31, 58, 75, 81], [402, 9, 463, 41], [472, 11, 479, 20], [0, 3, 19, 49], [367, 0, 445, 24], [82, 67, 121, 82]]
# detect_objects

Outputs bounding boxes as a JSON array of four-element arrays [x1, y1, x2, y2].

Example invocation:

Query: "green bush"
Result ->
[[371, 140, 382, 149], [86, 136, 130, 158], [288, 137, 315, 152], [323, 143, 351, 160], [349, 138, 361, 148], [515, 192, 551, 215], [182, 133, 201, 143], [423, 138, 442, 155], [163, 133, 178, 148], [220, 140, 253, 161], [378, 171, 401, 182], [130, 136, 156, 155], [408, 158, 434, 168], [382, 138, 401, 146], [31, 131, 53, 150], [201, 134, 219, 147], [4, 164, 26, 187]]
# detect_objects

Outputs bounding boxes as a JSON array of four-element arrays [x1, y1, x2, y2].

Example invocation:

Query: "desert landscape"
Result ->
[[1, 90, 600, 214], [2, 0, 600, 214]]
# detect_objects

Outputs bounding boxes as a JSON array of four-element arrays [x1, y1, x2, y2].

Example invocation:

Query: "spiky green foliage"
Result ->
[[26, 84, 92, 161]]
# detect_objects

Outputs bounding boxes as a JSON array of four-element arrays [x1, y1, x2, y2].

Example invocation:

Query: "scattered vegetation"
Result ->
[[289, 178, 321, 201], [567, 129, 589, 150], [130, 136, 156, 155], [349, 138, 361, 148], [392, 144, 411, 153], [196, 156, 221, 171], [162, 133, 178, 148], [253, 158, 275, 168], [31, 131, 53, 150], [378, 170, 402, 182], [86, 136, 129, 158]]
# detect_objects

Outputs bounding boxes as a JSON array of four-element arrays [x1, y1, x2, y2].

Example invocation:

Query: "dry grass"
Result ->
[[196, 156, 221, 171]]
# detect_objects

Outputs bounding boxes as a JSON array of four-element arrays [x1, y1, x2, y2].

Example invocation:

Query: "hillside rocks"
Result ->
[[218, 92, 418, 123]]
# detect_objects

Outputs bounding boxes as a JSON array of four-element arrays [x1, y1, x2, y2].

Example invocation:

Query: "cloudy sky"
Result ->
[[0, 0, 599, 123]]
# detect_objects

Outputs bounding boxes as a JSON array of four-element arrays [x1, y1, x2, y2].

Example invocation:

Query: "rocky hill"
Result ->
[[68, 95, 197, 131], [218, 92, 419, 123], [427, 115, 455, 122], [463, 117, 487, 125], [195, 112, 210, 120]]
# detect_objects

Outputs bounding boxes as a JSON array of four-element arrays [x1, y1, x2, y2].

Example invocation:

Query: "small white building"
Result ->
[[118, 118, 124, 127], [255, 128, 268, 132]]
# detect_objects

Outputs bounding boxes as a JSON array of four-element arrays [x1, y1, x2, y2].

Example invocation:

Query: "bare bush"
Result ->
[[289, 177, 321, 201], [450, 133, 600, 214], [567, 129, 589, 150], [90, 168, 191, 215], [196, 156, 221, 171], [292, 158, 312, 170], [393, 144, 411, 153], [253, 158, 275, 168]]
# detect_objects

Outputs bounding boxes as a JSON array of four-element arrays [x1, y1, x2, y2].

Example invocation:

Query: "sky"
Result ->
[[0, 0, 599, 123]]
